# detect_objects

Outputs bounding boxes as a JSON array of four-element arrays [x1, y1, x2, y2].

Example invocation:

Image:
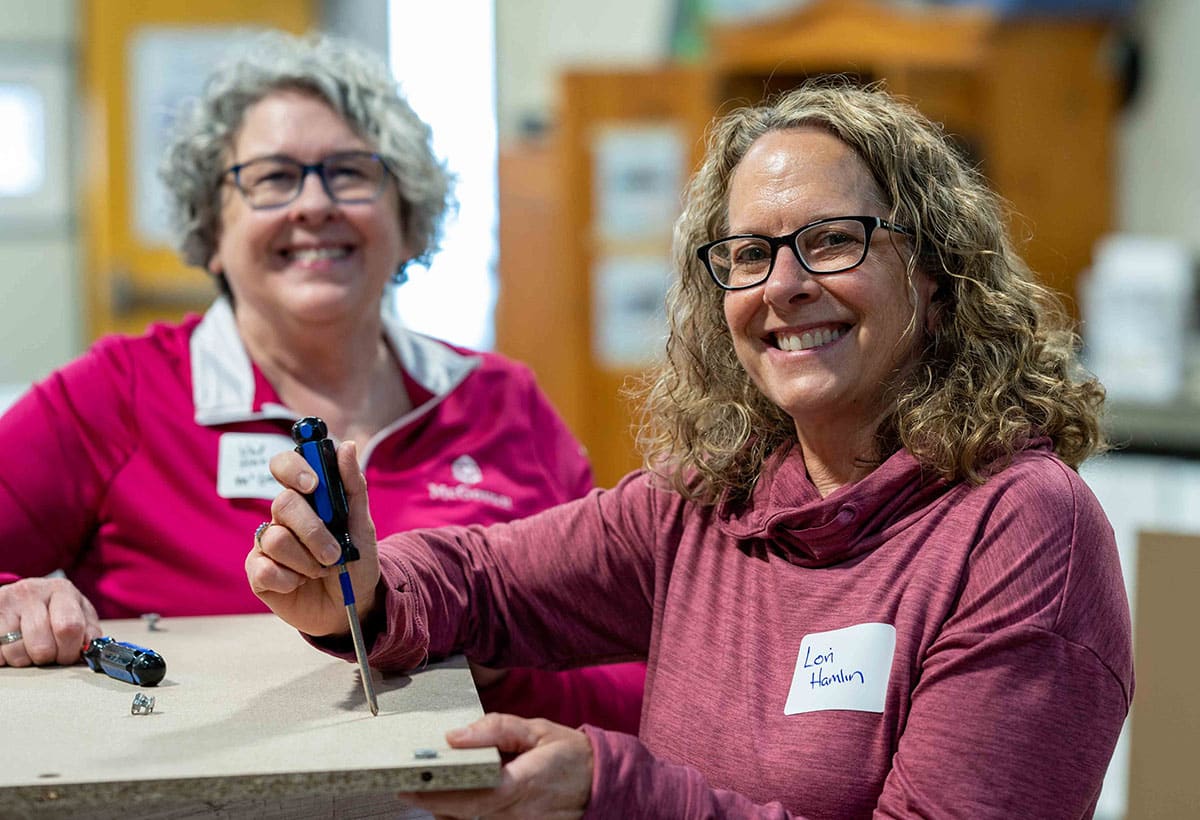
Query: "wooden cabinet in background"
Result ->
[[497, 69, 712, 487], [706, 0, 1119, 308], [496, 0, 1120, 488]]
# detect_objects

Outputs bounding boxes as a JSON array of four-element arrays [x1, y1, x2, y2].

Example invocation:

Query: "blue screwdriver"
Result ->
[[291, 416, 379, 716]]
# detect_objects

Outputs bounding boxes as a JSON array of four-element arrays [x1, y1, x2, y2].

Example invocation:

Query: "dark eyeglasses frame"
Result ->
[[222, 151, 392, 210], [696, 215, 914, 291]]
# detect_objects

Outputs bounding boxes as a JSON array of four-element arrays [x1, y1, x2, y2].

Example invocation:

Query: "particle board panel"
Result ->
[[0, 614, 499, 818]]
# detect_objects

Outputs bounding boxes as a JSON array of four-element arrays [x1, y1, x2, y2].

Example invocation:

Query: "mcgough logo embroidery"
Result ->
[[451, 454, 483, 484], [428, 454, 514, 510]]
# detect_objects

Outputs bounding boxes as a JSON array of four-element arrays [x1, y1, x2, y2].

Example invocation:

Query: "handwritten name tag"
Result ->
[[216, 433, 293, 499], [784, 622, 896, 715]]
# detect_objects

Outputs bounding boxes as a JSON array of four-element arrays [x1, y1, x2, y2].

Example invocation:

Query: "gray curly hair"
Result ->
[[634, 79, 1106, 504], [159, 30, 453, 278]]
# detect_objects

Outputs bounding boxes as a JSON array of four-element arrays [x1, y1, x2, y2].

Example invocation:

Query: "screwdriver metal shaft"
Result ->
[[337, 561, 378, 715]]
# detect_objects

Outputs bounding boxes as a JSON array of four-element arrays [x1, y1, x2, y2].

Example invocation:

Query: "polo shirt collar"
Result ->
[[190, 293, 480, 426]]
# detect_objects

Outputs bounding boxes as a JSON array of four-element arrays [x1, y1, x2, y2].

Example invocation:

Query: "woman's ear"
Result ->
[[925, 285, 948, 336]]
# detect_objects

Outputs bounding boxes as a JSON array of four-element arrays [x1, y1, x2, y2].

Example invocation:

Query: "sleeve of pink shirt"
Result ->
[[0, 338, 137, 584], [478, 662, 644, 734], [368, 473, 659, 671]]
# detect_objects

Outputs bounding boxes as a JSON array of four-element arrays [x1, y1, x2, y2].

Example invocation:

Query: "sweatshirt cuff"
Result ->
[[302, 555, 429, 670], [581, 724, 651, 818]]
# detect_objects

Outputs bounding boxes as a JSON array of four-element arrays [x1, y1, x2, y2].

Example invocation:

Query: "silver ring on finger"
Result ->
[[254, 521, 272, 549], [0, 630, 22, 645]]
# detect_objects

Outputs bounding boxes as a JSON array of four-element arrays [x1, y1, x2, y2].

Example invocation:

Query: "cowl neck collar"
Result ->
[[714, 444, 953, 567]]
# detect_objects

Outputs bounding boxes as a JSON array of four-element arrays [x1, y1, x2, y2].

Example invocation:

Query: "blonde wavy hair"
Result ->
[[635, 80, 1107, 504]]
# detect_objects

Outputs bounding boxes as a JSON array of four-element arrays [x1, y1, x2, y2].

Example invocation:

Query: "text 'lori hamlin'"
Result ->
[[803, 645, 866, 689]]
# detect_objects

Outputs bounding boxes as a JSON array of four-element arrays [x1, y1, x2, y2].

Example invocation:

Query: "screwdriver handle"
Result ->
[[84, 637, 166, 687], [291, 416, 378, 715], [291, 416, 358, 563]]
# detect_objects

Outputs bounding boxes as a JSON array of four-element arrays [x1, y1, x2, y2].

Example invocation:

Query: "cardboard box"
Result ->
[[1126, 530, 1200, 818]]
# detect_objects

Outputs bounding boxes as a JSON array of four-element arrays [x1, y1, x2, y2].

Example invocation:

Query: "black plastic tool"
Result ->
[[83, 636, 166, 687]]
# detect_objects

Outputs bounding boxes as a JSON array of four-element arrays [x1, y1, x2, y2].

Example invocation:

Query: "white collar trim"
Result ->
[[191, 295, 481, 427]]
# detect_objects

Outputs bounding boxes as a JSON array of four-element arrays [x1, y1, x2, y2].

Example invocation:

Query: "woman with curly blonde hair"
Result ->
[[642, 80, 1108, 502], [252, 82, 1132, 818]]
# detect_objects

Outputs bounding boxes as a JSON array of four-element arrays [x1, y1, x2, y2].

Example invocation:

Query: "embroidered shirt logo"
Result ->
[[451, 454, 483, 484], [428, 454, 513, 510]]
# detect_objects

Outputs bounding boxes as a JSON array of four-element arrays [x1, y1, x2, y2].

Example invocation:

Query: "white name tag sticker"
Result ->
[[216, 433, 293, 499], [785, 622, 896, 715]]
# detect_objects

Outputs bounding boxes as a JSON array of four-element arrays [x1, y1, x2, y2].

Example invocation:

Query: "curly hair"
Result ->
[[159, 30, 454, 281], [634, 79, 1107, 504]]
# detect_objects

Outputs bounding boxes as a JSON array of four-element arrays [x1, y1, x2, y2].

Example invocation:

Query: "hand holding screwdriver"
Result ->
[[291, 417, 378, 716], [246, 421, 382, 713]]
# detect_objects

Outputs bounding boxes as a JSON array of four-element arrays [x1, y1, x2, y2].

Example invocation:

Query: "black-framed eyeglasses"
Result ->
[[696, 215, 914, 291], [223, 151, 392, 209]]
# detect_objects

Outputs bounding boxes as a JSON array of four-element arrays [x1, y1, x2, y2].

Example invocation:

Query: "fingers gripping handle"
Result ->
[[291, 416, 359, 563], [291, 416, 377, 716]]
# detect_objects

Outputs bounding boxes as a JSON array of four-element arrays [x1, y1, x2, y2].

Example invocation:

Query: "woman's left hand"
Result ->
[[397, 713, 593, 819]]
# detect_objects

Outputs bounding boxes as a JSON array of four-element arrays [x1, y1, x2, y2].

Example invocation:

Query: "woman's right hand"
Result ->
[[246, 440, 382, 637], [0, 577, 102, 667]]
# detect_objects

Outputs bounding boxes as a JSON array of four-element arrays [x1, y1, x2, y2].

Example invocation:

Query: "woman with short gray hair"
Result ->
[[0, 30, 645, 737], [163, 31, 451, 285]]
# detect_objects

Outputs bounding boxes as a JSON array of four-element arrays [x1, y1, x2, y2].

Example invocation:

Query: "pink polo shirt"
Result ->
[[0, 296, 644, 733]]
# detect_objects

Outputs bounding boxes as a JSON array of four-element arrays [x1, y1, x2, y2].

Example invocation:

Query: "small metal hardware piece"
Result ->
[[131, 692, 156, 715], [413, 748, 439, 759]]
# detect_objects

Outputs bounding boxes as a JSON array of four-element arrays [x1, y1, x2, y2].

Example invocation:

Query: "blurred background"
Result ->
[[0, 0, 1196, 816]]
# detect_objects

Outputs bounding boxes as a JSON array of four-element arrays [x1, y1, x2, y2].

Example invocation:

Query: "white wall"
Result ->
[[320, 0, 388, 58], [495, 0, 674, 141], [1117, 0, 1200, 252]]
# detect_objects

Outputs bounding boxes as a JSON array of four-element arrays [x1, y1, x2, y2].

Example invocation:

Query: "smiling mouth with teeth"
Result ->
[[284, 246, 352, 262], [774, 326, 846, 351]]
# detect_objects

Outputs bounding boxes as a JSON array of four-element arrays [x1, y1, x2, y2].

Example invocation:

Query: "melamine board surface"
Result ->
[[0, 614, 499, 818]]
